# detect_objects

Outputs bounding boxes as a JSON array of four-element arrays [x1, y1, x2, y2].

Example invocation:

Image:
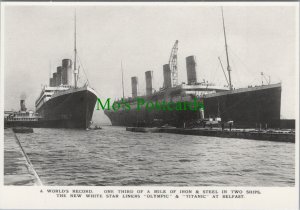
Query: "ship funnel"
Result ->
[[163, 64, 172, 89], [131, 76, 138, 98], [20, 100, 26, 111], [186, 56, 197, 85], [53, 72, 57, 86], [49, 77, 54, 87], [145, 71, 153, 96], [62, 59, 73, 85], [56, 66, 62, 86]]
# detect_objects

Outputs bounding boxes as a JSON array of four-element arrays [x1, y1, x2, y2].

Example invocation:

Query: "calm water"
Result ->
[[11, 126, 295, 186]]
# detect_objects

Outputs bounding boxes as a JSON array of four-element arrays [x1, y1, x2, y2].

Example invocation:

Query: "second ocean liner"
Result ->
[[104, 9, 282, 128]]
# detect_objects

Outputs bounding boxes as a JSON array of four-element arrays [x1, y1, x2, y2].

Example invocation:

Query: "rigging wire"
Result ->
[[198, 47, 226, 84], [76, 53, 105, 99], [77, 54, 90, 86], [218, 57, 229, 86], [208, 59, 222, 85], [226, 45, 272, 86]]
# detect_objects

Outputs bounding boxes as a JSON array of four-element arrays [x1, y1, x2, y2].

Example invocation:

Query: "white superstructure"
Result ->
[[35, 85, 71, 111]]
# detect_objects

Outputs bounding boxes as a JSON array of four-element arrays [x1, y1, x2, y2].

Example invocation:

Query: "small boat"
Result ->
[[88, 125, 102, 130]]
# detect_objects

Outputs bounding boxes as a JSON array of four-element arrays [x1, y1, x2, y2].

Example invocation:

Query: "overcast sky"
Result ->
[[3, 3, 298, 123]]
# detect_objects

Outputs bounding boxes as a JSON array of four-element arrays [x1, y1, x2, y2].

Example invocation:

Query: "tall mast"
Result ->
[[221, 7, 233, 90], [218, 56, 229, 86], [121, 61, 125, 98], [74, 11, 78, 88]]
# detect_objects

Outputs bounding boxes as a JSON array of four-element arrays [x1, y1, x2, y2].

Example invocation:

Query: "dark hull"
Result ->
[[105, 84, 282, 128], [203, 85, 281, 128], [37, 87, 98, 129]]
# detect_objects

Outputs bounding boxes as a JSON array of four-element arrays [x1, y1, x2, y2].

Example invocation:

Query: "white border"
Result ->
[[0, 2, 299, 210], [0, 0, 5, 189], [1, 2, 299, 6]]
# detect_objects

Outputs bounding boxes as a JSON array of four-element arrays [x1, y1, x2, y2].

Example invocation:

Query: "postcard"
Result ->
[[0, 1, 299, 209]]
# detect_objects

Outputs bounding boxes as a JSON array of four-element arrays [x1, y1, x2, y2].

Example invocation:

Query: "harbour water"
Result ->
[[5, 126, 295, 186]]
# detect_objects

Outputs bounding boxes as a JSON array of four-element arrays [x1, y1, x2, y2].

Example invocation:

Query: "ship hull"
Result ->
[[36, 86, 98, 129], [203, 84, 281, 128], [104, 84, 281, 128]]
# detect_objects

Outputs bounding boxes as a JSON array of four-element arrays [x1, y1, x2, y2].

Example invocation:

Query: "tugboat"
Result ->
[[4, 99, 41, 128]]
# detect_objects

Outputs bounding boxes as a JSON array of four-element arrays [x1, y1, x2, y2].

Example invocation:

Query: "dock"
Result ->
[[126, 127, 295, 143], [4, 128, 42, 185]]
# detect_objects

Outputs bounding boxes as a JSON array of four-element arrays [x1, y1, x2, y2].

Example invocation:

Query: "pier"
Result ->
[[4, 128, 42, 185], [126, 127, 295, 143]]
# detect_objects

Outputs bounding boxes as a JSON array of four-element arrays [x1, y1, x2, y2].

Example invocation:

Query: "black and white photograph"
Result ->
[[1, 1, 299, 210]]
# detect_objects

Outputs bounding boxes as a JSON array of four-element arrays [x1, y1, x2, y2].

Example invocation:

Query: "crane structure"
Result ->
[[169, 40, 179, 87]]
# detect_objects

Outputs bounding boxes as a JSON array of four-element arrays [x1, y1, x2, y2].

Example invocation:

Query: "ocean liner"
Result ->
[[104, 9, 282, 128], [35, 14, 98, 129]]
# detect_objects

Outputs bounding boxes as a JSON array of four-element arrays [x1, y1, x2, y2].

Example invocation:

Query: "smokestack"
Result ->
[[145, 71, 153, 96], [53, 72, 57, 86], [56, 66, 62, 86], [49, 78, 54, 87], [163, 64, 172, 88], [186, 56, 197, 85], [20, 100, 26, 112], [131, 77, 138, 98], [62, 59, 72, 85]]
